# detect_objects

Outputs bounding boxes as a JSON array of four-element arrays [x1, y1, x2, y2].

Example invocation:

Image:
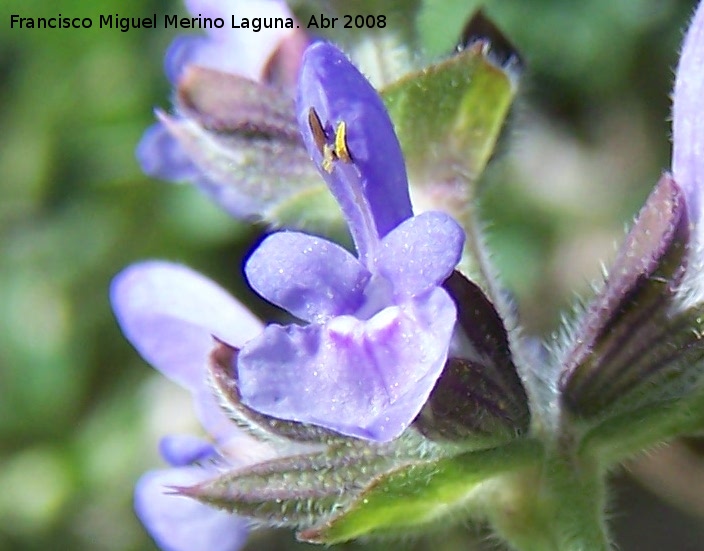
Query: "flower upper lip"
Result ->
[[296, 42, 414, 260]]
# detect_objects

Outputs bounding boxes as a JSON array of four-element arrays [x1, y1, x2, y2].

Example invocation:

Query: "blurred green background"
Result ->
[[2, 0, 704, 549]]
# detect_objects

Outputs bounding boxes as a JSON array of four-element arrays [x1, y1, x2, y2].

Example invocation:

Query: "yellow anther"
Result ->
[[307, 107, 352, 172], [334, 121, 352, 163]]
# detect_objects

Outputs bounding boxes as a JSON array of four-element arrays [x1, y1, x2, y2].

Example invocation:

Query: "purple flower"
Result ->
[[138, 0, 308, 217], [111, 261, 266, 551], [673, 0, 704, 223], [236, 43, 465, 442]]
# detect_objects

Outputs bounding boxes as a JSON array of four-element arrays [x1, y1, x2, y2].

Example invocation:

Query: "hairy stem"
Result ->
[[485, 442, 610, 551]]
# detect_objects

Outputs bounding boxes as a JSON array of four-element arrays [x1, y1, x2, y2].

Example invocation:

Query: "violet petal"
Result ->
[[135, 467, 249, 551], [245, 231, 370, 323], [237, 288, 456, 441], [110, 261, 262, 391], [159, 434, 217, 467], [375, 211, 465, 299], [137, 122, 201, 183]]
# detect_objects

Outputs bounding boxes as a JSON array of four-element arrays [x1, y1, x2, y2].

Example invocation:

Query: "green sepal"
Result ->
[[179, 441, 401, 528], [180, 425, 458, 530], [169, 67, 345, 232], [553, 175, 704, 463], [208, 340, 346, 445], [297, 439, 542, 544], [560, 175, 693, 422], [380, 11, 522, 292]]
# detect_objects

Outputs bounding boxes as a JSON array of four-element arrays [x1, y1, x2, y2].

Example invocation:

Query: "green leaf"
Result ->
[[297, 439, 541, 544]]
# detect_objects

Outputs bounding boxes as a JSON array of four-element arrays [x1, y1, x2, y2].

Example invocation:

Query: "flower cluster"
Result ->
[[112, 1, 704, 551]]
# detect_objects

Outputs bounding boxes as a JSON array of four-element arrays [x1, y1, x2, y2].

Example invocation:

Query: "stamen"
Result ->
[[307, 108, 352, 173]]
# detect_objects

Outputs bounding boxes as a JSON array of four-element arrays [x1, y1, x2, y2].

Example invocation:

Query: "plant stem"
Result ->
[[485, 445, 611, 551]]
